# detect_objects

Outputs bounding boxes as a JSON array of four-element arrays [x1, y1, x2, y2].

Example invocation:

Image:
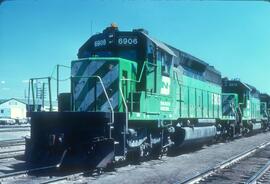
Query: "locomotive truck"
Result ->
[[25, 25, 270, 168]]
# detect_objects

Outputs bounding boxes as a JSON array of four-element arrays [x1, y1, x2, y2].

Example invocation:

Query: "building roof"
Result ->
[[0, 98, 57, 106], [0, 98, 27, 105], [0, 99, 5, 104]]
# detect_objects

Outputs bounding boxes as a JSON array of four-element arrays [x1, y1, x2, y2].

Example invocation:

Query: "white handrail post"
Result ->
[[95, 76, 115, 138], [119, 79, 129, 134]]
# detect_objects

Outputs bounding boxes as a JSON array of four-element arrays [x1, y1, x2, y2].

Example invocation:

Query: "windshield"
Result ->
[[118, 49, 137, 61]]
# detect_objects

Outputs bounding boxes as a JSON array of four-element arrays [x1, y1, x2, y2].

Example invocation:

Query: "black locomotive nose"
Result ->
[[49, 134, 56, 146], [49, 133, 64, 146], [25, 111, 125, 168]]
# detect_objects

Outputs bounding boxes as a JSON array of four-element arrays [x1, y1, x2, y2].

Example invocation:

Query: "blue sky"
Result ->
[[0, 0, 270, 100]]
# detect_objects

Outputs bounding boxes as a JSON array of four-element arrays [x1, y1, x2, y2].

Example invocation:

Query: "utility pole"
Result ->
[[57, 64, 59, 99]]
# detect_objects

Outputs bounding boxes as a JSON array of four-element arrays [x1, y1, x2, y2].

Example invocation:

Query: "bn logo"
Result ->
[[160, 76, 171, 95]]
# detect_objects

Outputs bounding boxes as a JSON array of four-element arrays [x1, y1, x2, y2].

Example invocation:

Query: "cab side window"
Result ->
[[157, 50, 162, 62], [161, 52, 172, 76], [147, 41, 155, 63]]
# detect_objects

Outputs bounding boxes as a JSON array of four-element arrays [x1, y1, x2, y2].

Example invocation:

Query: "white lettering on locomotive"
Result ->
[[160, 101, 171, 111], [94, 39, 106, 47], [118, 37, 138, 46]]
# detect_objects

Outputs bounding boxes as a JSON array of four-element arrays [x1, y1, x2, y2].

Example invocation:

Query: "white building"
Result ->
[[0, 98, 27, 121]]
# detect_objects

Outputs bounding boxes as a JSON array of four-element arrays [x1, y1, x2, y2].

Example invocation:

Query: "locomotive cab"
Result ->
[[76, 25, 177, 117], [222, 79, 262, 132]]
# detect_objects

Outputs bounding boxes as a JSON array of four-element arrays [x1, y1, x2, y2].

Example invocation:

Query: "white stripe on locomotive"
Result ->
[[74, 61, 105, 100], [77, 64, 119, 111], [100, 91, 119, 112]]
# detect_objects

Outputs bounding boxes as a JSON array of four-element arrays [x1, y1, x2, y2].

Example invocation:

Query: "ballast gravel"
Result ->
[[80, 132, 270, 184]]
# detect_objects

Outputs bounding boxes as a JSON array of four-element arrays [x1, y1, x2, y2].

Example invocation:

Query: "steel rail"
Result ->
[[39, 169, 101, 184], [0, 149, 24, 160], [180, 141, 270, 184], [0, 125, 30, 129], [0, 128, 30, 133], [0, 138, 25, 143], [0, 149, 24, 155], [0, 139, 25, 147], [245, 160, 270, 184], [0, 165, 57, 182], [39, 172, 85, 184]]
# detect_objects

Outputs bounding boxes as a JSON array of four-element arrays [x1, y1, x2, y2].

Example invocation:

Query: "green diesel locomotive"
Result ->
[[25, 25, 270, 168]]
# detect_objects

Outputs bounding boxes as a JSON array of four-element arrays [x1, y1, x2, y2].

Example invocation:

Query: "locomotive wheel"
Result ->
[[229, 124, 235, 139], [150, 144, 165, 159], [126, 149, 141, 164]]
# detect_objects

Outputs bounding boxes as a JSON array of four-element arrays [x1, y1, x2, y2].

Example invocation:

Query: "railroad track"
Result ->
[[0, 138, 90, 184], [0, 125, 30, 129], [0, 149, 24, 160], [0, 127, 30, 133], [0, 164, 99, 184], [38, 168, 104, 184], [0, 165, 58, 184], [0, 139, 26, 161], [0, 139, 25, 147], [181, 141, 270, 184], [0, 146, 89, 184], [0, 139, 269, 183], [245, 160, 270, 184], [39, 172, 85, 184]]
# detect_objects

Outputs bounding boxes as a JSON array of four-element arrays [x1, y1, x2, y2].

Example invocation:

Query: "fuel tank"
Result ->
[[172, 125, 217, 147]]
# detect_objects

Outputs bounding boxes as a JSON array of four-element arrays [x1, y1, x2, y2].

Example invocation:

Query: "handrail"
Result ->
[[119, 80, 129, 134], [174, 71, 182, 86], [28, 77, 52, 112], [119, 60, 162, 114], [120, 61, 147, 84], [119, 61, 148, 115], [71, 76, 114, 138], [55, 64, 71, 98]]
